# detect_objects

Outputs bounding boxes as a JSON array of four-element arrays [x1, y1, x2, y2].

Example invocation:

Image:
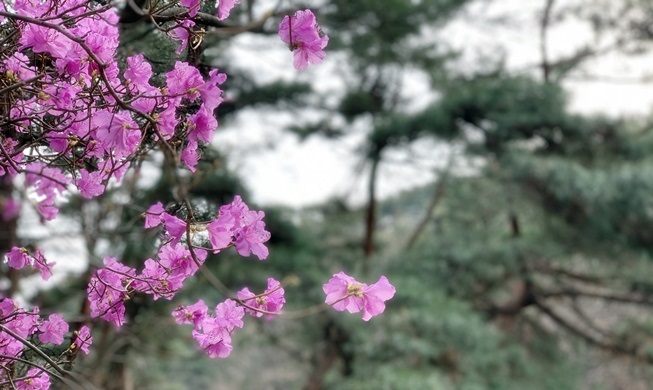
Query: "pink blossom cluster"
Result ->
[[0, 0, 393, 384], [172, 278, 285, 359], [205, 195, 271, 259], [237, 278, 285, 318], [0, 297, 93, 387], [89, 196, 270, 328], [87, 244, 207, 327], [0, 1, 329, 224], [16, 368, 50, 390], [279, 10, 329, 70], [1, 0, 229, 220], [144, 195, 271, 260]]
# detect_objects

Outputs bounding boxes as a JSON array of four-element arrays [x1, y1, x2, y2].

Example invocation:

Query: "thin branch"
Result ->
[[540, 0, 556, 83], [404, 154, 454, 250], [0, 324, 66, 376], [534, 299, 653, 363], [540, 287, 653, 306]]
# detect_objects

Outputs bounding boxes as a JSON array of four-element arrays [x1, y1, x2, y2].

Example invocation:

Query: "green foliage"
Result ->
[[324, 0, 468, 67]]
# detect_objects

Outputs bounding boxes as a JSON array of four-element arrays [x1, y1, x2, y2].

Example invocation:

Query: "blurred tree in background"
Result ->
[[8, 0, 653, 389]]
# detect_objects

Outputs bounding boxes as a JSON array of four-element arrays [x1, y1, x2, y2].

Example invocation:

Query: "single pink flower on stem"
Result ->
[[6, 247, 30, 270], [38, 313, 69, 345], [237, 278, 285, 318], [171, 20, 195, 55], [181, 140, 200, 172], [278, 9, 328, 70], [323, 272, 396, 321], [32, 250, 55, 281], [172, 300, 208, 328], [74, 325, 93, 355], [77, 169, 105, 199], [187, 104, 218, 143], [161, 213, 187, 246], [144, 202, 165, 228], [206, 211, 234, 252], [124, 54, 153, 93], [214, 299, 245, 330], [234, 211, 271, 260], [192, 325, 233, 358], [93, 110, 141, 159], [158, 242, 206, 279]]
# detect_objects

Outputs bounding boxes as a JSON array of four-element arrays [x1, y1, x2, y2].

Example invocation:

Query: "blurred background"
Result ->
[[9, 0, 653, 388]]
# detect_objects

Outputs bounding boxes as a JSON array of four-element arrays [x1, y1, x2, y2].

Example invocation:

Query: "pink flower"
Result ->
[[161, 213, 187, 246], [214, 299, 244, 330], [234, 211, 270, 260], [323, 273, 396, 321], [5, 248, 55, 280], [74, 326, 93, 355], [181, 140, 200, 172], [237, 278, 285, 318], [166, 62, 224, 111], [144, 202, 165, 228], [38, 313, 69, 345], [32, 250, 55, 281], [133, 258, 184, 300], [175, 299, 242, 359], [14, 0, 50, 17], [217, 0, 241, 20], [192, 325, 233, 358], [187, 104, 218, 143], [16, 368, 50, 390], [166, 61, 205, 98], [0, 138, 23, 178], [124, 54, 153, 93], [93, 110, 141, 159], [157, 242, 206, 279], [180, 0, 200, 17], [206, 211, 234, 252], [87, 257, 135, 327], [19, 24, 70, 58], [156, 104, 179, 140], [5, 52, 36, 81], [172, 300, 208, 328], [77, 169, 106, 199], [205, 196, 271, 259], [171, 20, 195, 55], [278, 10, 328, 70], [25, 162, 70, 221], [198, 71, 226, 112], [6, 247, 30, 269]]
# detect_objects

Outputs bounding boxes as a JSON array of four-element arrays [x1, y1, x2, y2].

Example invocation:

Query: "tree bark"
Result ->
[[363, 152, 381, 271]]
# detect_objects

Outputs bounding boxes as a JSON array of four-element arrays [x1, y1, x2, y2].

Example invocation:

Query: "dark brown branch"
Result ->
[[529, 263, 605, 285], [363, 151, 381, 264]]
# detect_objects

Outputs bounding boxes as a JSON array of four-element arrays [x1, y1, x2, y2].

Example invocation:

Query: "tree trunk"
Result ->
[[363, 152, 381, 271]]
